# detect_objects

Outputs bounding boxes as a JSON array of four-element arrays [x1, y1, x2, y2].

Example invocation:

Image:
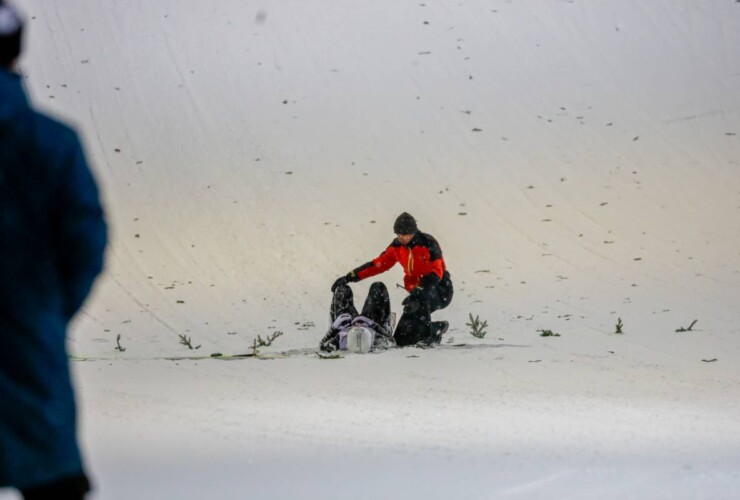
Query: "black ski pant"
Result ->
[[394, 271, 453, 346], [330, 282, 391, 329]]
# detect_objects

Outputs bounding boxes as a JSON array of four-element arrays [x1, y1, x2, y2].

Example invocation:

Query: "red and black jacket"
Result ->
[[352, 232, 447, 292]]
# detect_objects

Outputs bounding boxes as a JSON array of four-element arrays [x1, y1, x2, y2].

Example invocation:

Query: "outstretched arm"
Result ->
[[331, 244, 397, 291], [353, 245, 398, 281]]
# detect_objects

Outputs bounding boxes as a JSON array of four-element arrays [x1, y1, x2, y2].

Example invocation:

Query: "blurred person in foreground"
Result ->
[[0, 1, 107, 498], [327, 212, 452, 348]]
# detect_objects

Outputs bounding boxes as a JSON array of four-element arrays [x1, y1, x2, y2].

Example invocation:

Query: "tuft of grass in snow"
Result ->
[[615, 318, 624, 334], [466, 313, 488, 338], [178, 334, 201, 350], [676, 320, 698, 333], [114, 334, 126, 352], [538, 329, 561, 337], [249, 331, 284, 355]]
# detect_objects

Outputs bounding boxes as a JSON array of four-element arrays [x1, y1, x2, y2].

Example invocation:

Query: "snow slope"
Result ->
[[3, 0, 740, 498]]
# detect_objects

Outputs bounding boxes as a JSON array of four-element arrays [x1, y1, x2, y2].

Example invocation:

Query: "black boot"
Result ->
[[432, 320, 449, 337], [416, 321, 449, 348]]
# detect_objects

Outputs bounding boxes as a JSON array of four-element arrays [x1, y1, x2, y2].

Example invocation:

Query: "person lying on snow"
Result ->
[[322, 212, 453, 351], [319, 281, 396, 353]]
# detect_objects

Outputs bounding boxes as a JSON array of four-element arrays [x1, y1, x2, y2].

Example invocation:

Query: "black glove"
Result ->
[[331, 272, 358, 292], [331, 276, 348, 292]]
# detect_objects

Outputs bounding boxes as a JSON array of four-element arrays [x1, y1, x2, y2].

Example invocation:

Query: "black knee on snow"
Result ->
[[403, 300, 420, 314], [331, 284, 359, 320], [333, 284, 354, 302], [367, 282, 389, 302], [359, 281, 391, 326], [368, 281, 388, 293], [402, 292, 429, 314]]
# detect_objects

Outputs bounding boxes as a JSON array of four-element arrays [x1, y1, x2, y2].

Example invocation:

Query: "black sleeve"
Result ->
[[426, 234, 443, 261], [351, 261, 375, 277]]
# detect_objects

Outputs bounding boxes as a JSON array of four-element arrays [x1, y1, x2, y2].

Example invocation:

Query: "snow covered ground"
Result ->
[[3, 0, 740, 498]]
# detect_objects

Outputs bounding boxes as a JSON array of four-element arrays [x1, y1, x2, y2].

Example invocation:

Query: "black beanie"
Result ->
[[393, 212, 418, 234], [0, 1, 23, 68]]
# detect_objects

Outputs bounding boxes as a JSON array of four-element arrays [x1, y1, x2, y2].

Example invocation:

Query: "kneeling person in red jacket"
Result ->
[[331, 213, 453, 346]]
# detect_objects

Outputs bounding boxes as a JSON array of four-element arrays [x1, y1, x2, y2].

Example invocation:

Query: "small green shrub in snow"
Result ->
[[115, 334, 126, 352], [178, 334, 201, 350], [675, 320, 698, 333], [538, 329, 560, 337], [249, 331, 284, 355], [615, 318, 624, 334], [466, 313, 488, 339]]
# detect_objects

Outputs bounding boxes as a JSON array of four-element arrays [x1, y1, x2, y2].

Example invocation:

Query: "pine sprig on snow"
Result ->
[[615, 318, 624, 334], [249, 331, 284, 355], [466, 313, 488, 338], [115, 334, 126, 352], [178, 334, 201, 350], [538, 329, 561, 337], [675, 320, 698, 333]]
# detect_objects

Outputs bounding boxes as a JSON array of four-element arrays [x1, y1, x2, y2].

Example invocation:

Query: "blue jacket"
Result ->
[[0, 69, 107, 489]]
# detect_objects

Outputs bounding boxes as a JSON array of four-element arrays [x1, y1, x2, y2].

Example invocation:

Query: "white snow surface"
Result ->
[[4, 0, 740, 498]]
